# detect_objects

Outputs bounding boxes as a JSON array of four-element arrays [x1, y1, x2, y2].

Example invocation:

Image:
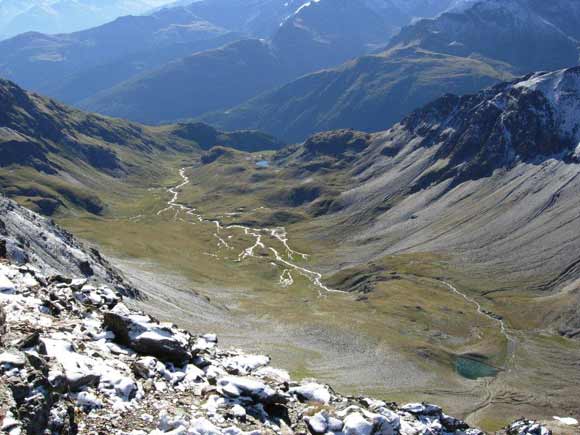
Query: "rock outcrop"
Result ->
[[0, 196, 138, 298], [0, 260, 553, 435]]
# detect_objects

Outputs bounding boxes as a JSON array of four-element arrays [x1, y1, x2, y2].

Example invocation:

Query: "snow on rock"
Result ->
[[104, 309, 192, 364], [188, 417, 223, 435], [0, 258, 554, 435], [506, 419, 552, 435], [514, 67, 580, 143], [0, 196, 139, 297], [0, 349, 26, 367], [222, 354, 270, 375], [553, 416, 578, 426], [289, 382, 332, 404], [217, 376, 287, 404], [0, 270, 15, 293], [39, 337, 102, 391], [194, 334, 218, 351], [305, 410, 344, 434], [400, 403, 442, 415], [254, 366, 291, 383], [75, 391, 103, 410], [343, 413, 374, 435]]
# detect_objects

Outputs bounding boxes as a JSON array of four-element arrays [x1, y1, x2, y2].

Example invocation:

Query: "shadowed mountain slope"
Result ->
[[202, 47, 510, 142], [0, 5, 237, 103], [0, 78, 281, 215], [80, 0, 398, 124]]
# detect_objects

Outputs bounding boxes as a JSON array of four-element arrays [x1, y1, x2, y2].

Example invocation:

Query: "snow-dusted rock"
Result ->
[[104, 310, 192, 364], [217, 376, 287, 405], [254, 366, 290, 383], [506, 419, 552, 435], [0, 349, 26, 368], [339, 407, 400, 435], [305, 411, 344, 434], [194, 334, 219, 352], [74, 284, 120, 308], [189, 417, 223, 435], [75, 391, 103, 409], [289, 382, 331, 404], [222, 354, 270, 375], [553, 416, 578, 426], [39, 337, 101, 391], [343, 412, 374, 435], [133, 356, 166, 379], [0, 271, 15, 294], [1, 410, 21, 435], [401, 403, 442, 416]]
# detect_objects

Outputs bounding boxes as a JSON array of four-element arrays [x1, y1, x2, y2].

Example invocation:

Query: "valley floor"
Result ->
[[58, 164, 580, 433]]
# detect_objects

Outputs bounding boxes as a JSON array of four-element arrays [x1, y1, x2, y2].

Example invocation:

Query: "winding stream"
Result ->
[[443, 281, 515, 350], [157, 167, 516, 359], [156, 168, 341, 295], [156, 168, 521, 339]]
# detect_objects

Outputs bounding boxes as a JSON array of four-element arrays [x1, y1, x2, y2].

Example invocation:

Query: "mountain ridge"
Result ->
[[204, 0, 580, 142], [79, 0, 398, 124]]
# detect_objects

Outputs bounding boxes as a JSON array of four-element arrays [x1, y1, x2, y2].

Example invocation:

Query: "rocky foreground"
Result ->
[[0, 261, 552, 435]]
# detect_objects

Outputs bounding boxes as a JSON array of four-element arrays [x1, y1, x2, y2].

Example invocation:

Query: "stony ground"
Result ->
[[0, 260, 553, 435]]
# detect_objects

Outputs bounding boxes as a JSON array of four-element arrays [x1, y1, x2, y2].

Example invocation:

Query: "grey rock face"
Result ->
[[0, 196, 138, 298]]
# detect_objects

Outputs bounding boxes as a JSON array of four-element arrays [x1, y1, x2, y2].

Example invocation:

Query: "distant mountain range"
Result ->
[[0, 0, 176, 39], [79, 0, 399, 123], [1, 0, 578, 140], [0, 5, 241, 105], [0, 0, 468, 126], [204, 0, 580, 141]]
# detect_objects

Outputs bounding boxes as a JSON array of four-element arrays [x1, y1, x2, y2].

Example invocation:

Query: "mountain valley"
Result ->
[[3, 67, 576, 432], [1, 1, 580, 434]]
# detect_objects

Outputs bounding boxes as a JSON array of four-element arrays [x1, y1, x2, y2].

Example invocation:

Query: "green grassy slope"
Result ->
[[0, 78, 281, 215]]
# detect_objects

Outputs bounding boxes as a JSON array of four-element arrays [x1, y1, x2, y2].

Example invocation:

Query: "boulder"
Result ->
[[289, 383, 331, 404], [0, 349, 27, 368], [305, 411, 343, 435], [341, 411, 400, 435], [507, 419, 552, 435], [222, 354, 270, 375], [343, 413, 374, 435], [103, 310, 192, 364], [38, 338, 100, 392], [217, 376, 287, 405], [400, 403, 442, 416]]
